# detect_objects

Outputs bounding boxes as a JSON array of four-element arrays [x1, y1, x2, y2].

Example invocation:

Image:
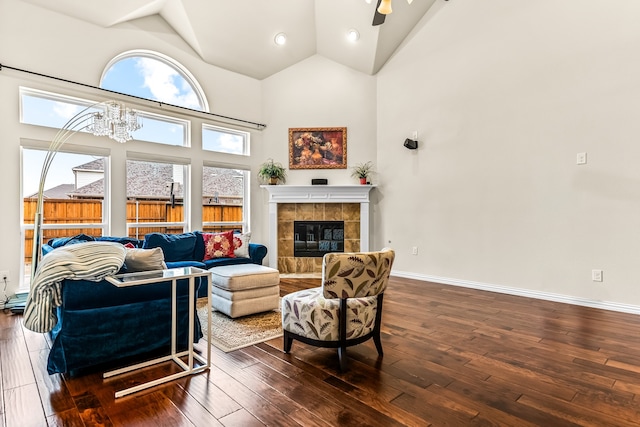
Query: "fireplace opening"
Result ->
[[294, 220, 344, 257]]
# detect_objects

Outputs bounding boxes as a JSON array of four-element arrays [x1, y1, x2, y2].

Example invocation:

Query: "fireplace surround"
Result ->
[[262, 185, 375, 274]]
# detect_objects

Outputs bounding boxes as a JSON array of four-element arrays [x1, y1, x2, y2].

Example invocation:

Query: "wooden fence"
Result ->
[[23, 199, 243, 262]]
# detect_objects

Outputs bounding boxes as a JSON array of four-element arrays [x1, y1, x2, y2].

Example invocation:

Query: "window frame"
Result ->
[[125, 159, 191, 239], [202, 123, 251, 156], [202, 165, 250, 233], [20, 147, 111, 288]]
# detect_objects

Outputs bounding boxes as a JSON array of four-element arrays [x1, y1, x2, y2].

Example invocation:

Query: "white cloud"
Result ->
[[135, 58, 201, 110], [206, 132, 243, 154], [218, 134, 243, 154], [53, 102, 82, 121]]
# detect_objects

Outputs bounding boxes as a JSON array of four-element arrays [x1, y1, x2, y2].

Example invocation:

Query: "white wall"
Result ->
[[259, 55, 377, 236], [376, 0, 640, 309]]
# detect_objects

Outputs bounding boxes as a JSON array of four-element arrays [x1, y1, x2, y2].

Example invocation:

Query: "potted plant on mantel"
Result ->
[[351, 161, 374, 185], [258, 158, 287, 185]]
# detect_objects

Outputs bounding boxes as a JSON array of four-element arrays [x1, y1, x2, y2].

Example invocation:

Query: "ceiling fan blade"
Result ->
[[372, 0, 386, 26]]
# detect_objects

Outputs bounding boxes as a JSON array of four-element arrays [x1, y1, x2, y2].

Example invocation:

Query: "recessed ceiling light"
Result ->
[[347, 29, 360, 42], [274, 33, 287, 46]]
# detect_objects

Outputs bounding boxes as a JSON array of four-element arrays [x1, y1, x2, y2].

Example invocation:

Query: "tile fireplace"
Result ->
[[262, 185, 375, 274]]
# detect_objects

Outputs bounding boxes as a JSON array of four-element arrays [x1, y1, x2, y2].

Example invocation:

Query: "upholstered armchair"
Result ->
[[281, 248, 395, 371]]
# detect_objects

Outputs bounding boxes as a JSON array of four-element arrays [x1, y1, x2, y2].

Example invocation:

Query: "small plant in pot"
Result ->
[[258, 159, 287, 185], [351, 161, 374, 184]]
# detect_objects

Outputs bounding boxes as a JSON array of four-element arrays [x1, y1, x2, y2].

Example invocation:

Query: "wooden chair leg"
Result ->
[[338, 346, 348, 371], [283, 331, 293, 353], [373, 293, 385, 357]]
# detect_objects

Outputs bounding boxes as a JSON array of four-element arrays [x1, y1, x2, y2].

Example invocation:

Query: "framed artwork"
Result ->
[[289, 127, 347, 169]]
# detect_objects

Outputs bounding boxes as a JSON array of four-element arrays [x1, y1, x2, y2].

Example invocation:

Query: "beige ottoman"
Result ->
[[209, 264, 280, 318]]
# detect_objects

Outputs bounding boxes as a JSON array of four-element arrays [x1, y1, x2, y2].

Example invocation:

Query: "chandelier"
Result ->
[[89, 101, 142, 143], [366, 0, 413, 15]]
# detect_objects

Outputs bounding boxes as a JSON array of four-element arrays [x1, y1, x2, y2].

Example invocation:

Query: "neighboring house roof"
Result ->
[[63, 160, 243, 200], [27, 184, 76, 199], [202, 170, 244, 198], [124, 162, 182, 199], [67, 179, 104, 199], [72, 158, 104, 172]]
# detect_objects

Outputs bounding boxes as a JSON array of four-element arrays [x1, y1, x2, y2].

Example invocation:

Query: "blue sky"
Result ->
[[102, 57, 202, 110], [23, 151, 99, 197]]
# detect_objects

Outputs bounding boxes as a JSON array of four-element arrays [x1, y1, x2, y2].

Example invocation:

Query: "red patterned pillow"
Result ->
[[203, 231, 235, 261]]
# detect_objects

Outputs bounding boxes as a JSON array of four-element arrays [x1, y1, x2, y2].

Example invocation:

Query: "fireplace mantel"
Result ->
[[262, 185, 376, 269], [261, 185, 375, 203]]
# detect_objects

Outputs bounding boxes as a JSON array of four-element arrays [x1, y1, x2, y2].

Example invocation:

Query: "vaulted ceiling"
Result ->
[[20, 0, 441, 79]]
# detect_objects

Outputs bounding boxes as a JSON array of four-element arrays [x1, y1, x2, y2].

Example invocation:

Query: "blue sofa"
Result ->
[[43, 231, 268, 375], [140, 231, 268, 298]]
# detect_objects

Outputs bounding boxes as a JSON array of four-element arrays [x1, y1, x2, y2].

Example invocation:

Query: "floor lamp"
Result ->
[[30, 100, 142, 281]]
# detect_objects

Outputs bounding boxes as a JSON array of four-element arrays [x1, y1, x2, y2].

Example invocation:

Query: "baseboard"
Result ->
[[391, 270, 640, 316]]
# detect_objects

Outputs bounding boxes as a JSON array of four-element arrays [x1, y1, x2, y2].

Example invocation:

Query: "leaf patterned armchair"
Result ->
[[281, 248, 395, 371]]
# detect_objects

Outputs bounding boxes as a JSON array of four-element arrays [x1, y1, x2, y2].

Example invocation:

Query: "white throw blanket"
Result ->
[[23, 241, 126, 333]]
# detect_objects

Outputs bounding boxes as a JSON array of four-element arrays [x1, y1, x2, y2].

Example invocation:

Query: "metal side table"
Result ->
[[104, 266, 211, 398]]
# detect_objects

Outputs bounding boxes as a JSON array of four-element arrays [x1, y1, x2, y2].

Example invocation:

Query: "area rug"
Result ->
[[196, 298, 283, 352]]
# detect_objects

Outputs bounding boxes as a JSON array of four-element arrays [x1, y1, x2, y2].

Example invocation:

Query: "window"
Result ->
[[21, 88, 105, 130], [102, 52, 207, 110], [22, 149, 108, 286], [126, 160, 189, 238], [203, 166, 247, 232], [100, 51, 210, 147], [203, 125, 249, 155], [19, 50, 253, 289], [130, 111, 190, 147], [20, 87, 188, 146]]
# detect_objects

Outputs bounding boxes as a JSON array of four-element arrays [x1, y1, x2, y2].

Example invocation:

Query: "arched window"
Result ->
[[101, 50, 209, 111]]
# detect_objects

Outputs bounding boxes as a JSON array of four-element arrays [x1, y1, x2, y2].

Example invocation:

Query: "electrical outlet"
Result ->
[[412, 246, 418, 255], [577, 152, 587, 165], [0, 270, 9, 282], [592, 269, 603, 282]]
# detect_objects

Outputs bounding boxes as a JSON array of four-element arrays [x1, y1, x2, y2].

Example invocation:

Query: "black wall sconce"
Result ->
[[404, 138, 418, 150]]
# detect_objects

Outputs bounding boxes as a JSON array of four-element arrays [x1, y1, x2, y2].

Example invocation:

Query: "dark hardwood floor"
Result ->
[[3, 276, 640, 426]]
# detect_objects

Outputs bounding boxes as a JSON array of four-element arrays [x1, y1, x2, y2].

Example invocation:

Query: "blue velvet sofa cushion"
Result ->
[[165, 260, 207, 270], [47, 277, 202, 375], [194, 231, 206, 261], [44, 235, 144, 274], [96, 236, 143, 247], [47, 233, 95, 248], [143, 232, 198, 262], [47, 234, 143, 249]]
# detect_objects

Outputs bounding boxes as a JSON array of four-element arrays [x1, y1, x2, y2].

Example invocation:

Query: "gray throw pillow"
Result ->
[[124, 247, 167, 272]]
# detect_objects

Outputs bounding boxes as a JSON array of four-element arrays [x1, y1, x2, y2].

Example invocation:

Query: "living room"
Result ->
[[3, 0, 640, 314], [2, 0, 640, 425]]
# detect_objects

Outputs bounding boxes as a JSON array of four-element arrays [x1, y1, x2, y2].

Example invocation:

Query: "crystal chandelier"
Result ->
[[89, 101, 142, 143]]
